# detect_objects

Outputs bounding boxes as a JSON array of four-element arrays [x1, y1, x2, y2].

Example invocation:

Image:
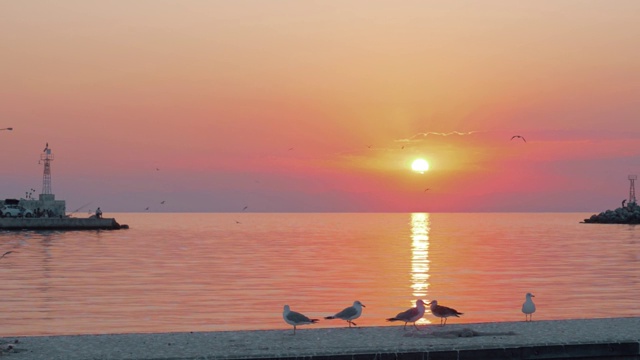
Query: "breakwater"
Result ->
[[0, 217, 127, 230], [583, 202, 640, 224]]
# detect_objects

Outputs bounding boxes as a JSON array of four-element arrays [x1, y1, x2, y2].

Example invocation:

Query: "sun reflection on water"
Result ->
[[411, 213, 430, 324]]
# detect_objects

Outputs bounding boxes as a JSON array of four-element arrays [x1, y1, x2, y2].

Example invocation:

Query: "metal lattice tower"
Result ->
[[40, 143, 54, 195], [629, 175, 637, 204]]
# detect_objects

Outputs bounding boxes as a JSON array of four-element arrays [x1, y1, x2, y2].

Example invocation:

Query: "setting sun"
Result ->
[[411, 159, 430, 174]]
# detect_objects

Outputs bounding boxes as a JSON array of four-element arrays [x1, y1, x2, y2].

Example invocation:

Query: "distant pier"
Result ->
[[0, 217, 127, 230], [0, 143, 128, 231]]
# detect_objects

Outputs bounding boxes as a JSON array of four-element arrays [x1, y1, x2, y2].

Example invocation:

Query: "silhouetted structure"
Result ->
[[583, 175, 640, 224], [629, 175, 637, 205]]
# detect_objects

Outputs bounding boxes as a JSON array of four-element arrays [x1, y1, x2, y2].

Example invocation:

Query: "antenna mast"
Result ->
[[41, 142, 54, 195], [629, 175, 637, 205]]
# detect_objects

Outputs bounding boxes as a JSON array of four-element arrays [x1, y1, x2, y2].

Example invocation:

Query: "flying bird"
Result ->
[[160, 201, 165, 205], [283, 305, 319, 334], [324, 300, 365, 327], [386, 299, 426, 330], [428, 300, 463, 326], [424, 188, 430, 192], [242, 206, 248, 211], [522, 293, 536, 322], [0, 251, 14, 260], [511, 135, 526, 143], [145, 207, 150, 211]]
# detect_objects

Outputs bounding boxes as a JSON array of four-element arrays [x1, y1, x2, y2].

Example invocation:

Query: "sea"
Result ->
[[1, 212, 639, 337]]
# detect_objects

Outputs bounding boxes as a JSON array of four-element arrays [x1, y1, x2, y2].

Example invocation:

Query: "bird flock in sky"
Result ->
[[283, 294, 536, 334], [132, 133, 526, 215]]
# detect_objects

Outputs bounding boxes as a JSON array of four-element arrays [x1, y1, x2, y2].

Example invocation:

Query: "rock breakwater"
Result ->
[[583, 201, 640, 224]]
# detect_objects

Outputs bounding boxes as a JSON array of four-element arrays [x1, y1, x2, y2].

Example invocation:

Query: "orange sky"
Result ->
[[2, 1, 640, 212]]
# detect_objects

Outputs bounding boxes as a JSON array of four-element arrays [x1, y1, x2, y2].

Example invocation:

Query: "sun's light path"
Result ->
[[411, 213, 430, 324]]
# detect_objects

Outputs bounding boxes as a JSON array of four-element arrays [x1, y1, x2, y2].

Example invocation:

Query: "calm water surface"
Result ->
[[1, 212, 639, 336]]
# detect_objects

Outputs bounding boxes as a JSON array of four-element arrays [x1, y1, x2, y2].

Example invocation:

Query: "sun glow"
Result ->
[[411, 159, 429, 174]]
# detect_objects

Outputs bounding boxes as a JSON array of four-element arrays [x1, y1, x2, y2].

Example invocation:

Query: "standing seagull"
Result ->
[[511, 135, 526, 143], [283, 305, 318, 334], [386, 299, 426, 330], [324, 300, 365, 327], [428, 300, 463, 326], [522, 293, 536, 322]]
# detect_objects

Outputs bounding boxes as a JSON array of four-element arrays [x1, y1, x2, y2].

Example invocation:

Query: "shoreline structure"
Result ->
[[4, 317, 639, 359], [583, 201, 640, 224], [584, 175, 640, 224], [0, 143, 127, 230]]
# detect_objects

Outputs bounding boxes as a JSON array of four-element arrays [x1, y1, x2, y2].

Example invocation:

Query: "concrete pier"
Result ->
[[0, 217, 126, 230], [2, 317, 639, 359]]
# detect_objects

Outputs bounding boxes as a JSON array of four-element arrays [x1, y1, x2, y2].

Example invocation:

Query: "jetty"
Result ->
[[0, 143, 127, 231], [2, 317, 639, 359], [583, 201, 640, 224], [0, 217, 126, 230], [583, 174, 640, 224]]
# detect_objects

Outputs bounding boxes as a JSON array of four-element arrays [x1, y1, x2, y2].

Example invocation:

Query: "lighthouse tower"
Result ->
[[40, 142, 55, 201], [20, 143, 66, 217], [36, 142, 65, 215]]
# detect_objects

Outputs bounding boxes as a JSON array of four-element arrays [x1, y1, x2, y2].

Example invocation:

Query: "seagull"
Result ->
[[428, 300, 463, 326], [0, 251, 13, 260], [160, 201, 165, 205], [283, 305, 319, 334], [235, 220, 241, 224], [242, 206, 248, 211], [386, 299, 426, 330], [424, 188, 430, 192], [522, 293, 536, 322], [145, 207, 150, 211], [511, 135, 526, 143], [324, 300, 365, 327]]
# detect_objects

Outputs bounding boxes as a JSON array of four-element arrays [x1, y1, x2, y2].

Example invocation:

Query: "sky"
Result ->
[[2, 1, 640, 213]]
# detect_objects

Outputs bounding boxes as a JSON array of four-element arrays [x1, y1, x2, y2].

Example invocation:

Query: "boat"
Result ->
[[0, 144, 128, 230]]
